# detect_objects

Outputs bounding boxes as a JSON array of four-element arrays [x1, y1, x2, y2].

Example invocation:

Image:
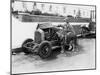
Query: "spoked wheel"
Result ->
[[64, 40, 74, 51], [38, 41, 52, 59], [68, 43, 74, 51], [22, 38, 33, 54]]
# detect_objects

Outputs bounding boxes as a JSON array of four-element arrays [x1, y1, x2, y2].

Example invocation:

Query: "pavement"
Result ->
[[12, 38, 96, 74]]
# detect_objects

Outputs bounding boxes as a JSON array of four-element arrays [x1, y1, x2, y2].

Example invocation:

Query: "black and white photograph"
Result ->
[[11, 0, 96, 74]]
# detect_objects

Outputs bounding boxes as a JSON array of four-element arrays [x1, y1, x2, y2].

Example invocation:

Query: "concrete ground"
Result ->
[[12, 38, 96, 74]]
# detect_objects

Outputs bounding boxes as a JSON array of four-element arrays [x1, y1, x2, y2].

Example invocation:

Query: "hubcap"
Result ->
[[42, 46, 49, 55]]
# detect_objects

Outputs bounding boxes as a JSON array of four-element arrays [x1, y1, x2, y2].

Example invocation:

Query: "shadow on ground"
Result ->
[[12, 44, 84, 61]]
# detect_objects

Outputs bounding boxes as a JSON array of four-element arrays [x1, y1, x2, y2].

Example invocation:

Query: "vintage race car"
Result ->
[[22, 22, 76, 59]]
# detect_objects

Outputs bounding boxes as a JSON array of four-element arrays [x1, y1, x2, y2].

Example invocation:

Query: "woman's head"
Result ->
[[64, 17, 69, 23]]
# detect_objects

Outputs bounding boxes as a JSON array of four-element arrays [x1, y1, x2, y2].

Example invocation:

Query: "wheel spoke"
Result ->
[[42, 45, 49, 55]]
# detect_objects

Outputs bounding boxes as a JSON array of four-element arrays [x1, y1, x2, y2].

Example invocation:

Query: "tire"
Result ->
[[22, 38, 33, 54], [68, 43, 74, 51], [69, 40, 75, 51], [38, 41, 52, 59], [64, 40, 74, 51]]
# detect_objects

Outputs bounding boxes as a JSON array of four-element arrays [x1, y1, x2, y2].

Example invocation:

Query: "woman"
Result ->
[[59, 18, 78, 53]]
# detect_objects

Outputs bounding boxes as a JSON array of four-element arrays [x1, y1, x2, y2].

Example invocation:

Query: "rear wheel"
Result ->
[[64, 40, 74, 51], [38, 41, 52, 59], [68, 42, 74, 51], [22, 38, 33, 54]]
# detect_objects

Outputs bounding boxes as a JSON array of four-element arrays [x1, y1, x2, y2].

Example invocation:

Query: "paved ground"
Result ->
[[12, 38, 95, 74]]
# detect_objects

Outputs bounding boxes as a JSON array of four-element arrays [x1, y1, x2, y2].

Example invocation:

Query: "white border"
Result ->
[[0, 0, 100, 75]]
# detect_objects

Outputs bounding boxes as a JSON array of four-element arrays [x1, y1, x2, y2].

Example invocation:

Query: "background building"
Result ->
[[12, 1, 95, 20]]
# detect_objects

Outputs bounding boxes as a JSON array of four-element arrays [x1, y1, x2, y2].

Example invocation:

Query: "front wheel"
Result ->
[[38, 41, 52, 59], [22, 38, 33, 54]]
